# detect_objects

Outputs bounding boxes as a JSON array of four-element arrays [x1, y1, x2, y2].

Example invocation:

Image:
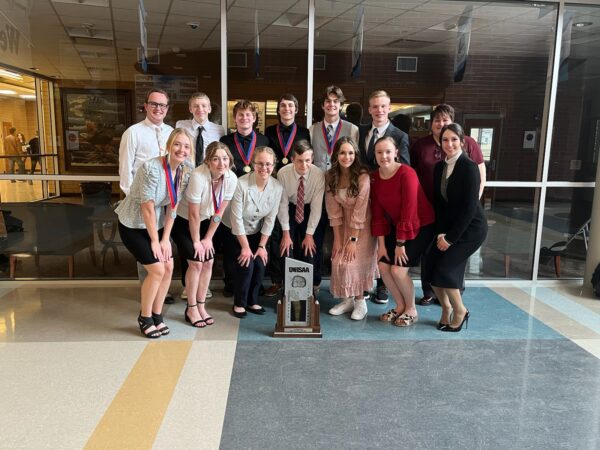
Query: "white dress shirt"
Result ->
[[365, 121, 390, 150], [222, 173, 283, 236], [277, 164, 325, 235], [177, 164, 237, 221], [175, 119, 225, 162], [118, 118, 174, 195]]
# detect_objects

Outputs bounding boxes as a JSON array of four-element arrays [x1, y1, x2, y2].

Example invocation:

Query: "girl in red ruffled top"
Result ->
[[370, 136, 435, 327]]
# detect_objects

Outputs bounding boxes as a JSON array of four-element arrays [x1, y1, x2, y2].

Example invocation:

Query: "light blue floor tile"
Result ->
[[236, 287, 561, 341]]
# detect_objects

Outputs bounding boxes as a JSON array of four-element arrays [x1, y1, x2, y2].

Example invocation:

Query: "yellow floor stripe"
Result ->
[[85, 341, 192, 450]]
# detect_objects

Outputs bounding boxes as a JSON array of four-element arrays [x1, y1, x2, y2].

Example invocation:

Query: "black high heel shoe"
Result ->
[[185, 303, 206, 328], [138, 314, 161, 339], [152, 312, 170, 335], [437, 322, 449, 330], [441, 310, 470, 332]]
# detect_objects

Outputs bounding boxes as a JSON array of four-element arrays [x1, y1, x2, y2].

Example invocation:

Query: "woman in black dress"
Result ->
[[428, 123, 487, 332]]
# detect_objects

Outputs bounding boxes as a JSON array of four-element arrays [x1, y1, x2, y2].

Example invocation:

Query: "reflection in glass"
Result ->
[[478, 188, 538, 279], [538, 188, 592, 279], [550, 4, 600, 182]]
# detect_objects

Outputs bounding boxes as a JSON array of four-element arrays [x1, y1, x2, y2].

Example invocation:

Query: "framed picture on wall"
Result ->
[[61, 89, 132, 172]]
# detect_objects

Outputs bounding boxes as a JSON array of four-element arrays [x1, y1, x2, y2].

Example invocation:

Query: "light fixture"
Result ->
[[0, 89, 17, 95], [20, 94, 36, 99], [29, 67, 39, 71], [574, 22, 592, 28], [0, 69, 23, 80]]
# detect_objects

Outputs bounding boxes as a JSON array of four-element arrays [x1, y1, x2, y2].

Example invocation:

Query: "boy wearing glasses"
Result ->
[[410, 103, 485, 306], [276, 140, 325, 294], [118, 88, 176, 302], [119, 89, 173, 195]]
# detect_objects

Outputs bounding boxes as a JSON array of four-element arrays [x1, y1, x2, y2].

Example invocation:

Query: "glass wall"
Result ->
[[226, 0, 309, 130], [0, 0, 595, 280]]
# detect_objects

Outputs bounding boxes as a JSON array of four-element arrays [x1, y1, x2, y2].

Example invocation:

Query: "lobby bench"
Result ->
[[0, 202, 95, 278]]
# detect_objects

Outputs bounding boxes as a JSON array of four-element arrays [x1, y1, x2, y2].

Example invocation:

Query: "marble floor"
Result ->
[[1, 280, 599, 449]]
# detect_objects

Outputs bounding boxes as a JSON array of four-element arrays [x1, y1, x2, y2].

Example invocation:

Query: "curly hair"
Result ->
[[326, 136, 367, 198]]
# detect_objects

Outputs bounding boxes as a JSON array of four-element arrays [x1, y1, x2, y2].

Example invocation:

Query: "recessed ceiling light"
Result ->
[[574, 22, 592, 28], [0, 89, 17, 95], [29, 67, 39, 71], [20, 94, 36, 99], [173, 66, 183, 70]]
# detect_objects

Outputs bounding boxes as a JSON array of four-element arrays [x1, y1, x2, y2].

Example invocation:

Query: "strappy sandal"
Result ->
[[185, 303, 206, 328], [138, 314, 162, 339], [380, 309, 400, 322], [393, 313, 418, 327], [198, 300, 214, 325], [152, 312, 170, 335]]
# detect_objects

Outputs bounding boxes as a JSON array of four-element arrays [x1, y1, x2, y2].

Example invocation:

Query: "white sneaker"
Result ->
[[206, 288, 213, 299], [351, 299, 368, 320], [329, 297, 354, 316], [181, 288, 187, 301]]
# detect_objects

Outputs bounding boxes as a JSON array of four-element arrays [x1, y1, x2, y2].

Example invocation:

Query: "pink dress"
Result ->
[[325, 173, 378, 298]]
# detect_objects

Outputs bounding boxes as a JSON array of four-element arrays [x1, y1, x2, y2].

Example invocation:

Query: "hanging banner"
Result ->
[[254, 9, 260, 77], [351, 6, 364, 78], [453, 6, 472, 83], [139, 0, 148, 73]]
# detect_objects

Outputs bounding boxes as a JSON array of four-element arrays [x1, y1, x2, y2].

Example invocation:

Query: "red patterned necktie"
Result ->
[[295, 176, 304, 223]]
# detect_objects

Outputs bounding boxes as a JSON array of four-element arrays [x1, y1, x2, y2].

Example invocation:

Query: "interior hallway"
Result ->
[[1, 280, 599, 449]]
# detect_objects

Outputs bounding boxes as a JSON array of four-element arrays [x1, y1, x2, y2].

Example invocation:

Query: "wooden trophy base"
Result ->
[[272, 295, 322, 338]]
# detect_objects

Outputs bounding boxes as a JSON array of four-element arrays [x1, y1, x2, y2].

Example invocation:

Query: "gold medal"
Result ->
[[282, 157, 288, 165], [243, 165, 251, 173]]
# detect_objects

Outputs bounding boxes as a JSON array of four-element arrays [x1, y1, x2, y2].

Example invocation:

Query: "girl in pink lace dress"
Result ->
[[325, 137, 378, 320]]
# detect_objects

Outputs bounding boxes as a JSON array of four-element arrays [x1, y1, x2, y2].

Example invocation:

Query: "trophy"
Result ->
[[273, 257, 322, 338]]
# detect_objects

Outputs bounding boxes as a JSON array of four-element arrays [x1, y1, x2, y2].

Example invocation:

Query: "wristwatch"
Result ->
[[349, 236, 358, 242], [212, 215, 221, 224]]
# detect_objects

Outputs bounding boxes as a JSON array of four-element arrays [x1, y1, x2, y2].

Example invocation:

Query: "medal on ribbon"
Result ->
[[234, 132, 257, 173], [277, 123, 297, 165], [321, 121, 342, 156], [163, 156, 180, 218]]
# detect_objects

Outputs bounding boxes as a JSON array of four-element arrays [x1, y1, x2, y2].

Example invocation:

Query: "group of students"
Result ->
[[116, 85, 487, 339]]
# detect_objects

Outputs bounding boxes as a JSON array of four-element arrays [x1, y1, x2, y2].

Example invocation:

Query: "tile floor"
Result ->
[[0, 280, 599, 449]]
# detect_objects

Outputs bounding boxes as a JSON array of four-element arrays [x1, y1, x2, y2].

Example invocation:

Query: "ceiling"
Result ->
[[0, 0, 599, 82]]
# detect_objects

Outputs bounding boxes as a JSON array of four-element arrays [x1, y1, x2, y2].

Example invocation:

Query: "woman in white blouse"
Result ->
[[172, 142, 238, 327], [222, 147, 284, 318], [116, 128, 193, 338]]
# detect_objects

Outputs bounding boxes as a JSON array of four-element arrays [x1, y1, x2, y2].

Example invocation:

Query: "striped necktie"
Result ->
[[295, 176, 305, 223]]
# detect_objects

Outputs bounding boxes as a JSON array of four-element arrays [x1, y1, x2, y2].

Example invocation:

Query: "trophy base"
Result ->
[[272, 330, 322, 338], [272, 295, 322, 339]]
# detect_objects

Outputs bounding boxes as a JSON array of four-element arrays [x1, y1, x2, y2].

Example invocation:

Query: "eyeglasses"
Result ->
[[147, 101, 169, 110], [253, 162, 274, 168]]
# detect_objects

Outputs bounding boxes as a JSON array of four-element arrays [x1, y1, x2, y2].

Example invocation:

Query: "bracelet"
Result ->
[[349, 236, 358, 242], [257, 245, 266, 249], [396, 241, 405, 248]]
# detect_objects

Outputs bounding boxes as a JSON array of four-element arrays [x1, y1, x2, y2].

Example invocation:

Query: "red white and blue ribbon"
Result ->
[[234, 131, 257, 167], [277, 123, 297, 160], [163, 156, 179, 209], [211, 177, 224, 214]]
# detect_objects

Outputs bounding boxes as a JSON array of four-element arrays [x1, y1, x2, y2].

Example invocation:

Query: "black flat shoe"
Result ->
[[232, 306, 247, 318], [247, 306, 266, 315], [164, 295, 175, 305]]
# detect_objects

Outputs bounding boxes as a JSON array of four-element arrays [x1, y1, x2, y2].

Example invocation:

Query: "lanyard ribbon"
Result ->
[[163, 156, 179, 209], [234, 131, 257, 166], [211, 177, 224, 214], [277, 123, 297, 159], [321, 121, 342, 156]]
